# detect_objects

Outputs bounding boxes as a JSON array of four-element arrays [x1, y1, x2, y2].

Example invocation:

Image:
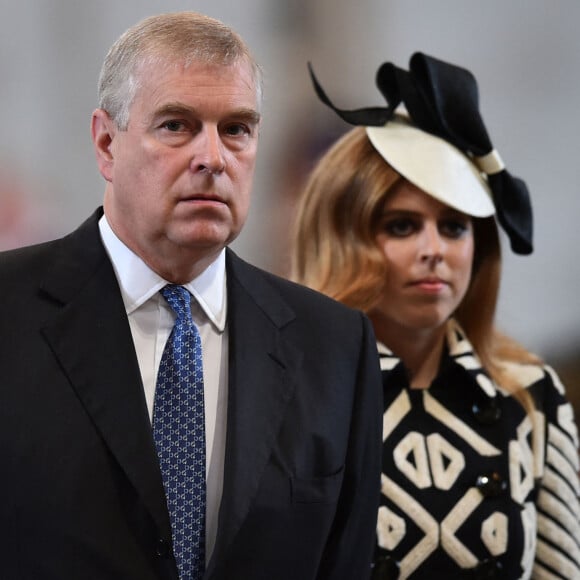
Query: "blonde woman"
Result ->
[[292, 52, 580, 579]]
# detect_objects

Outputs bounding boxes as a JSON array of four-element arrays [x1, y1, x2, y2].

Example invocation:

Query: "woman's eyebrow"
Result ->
[[380, 208, 421, 216]]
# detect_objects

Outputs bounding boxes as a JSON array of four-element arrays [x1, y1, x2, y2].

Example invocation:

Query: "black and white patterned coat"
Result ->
[[373, 320, 580, 579]]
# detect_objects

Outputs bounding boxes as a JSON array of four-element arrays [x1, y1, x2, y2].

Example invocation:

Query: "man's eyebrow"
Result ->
[[153, 102, 192, 116], [229, 108, 261, 124], [151, 102, 261, 124], [149, 102, 198, 122]]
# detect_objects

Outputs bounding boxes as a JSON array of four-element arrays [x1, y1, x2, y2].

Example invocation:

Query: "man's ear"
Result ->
[[91, 108, 117, 183]]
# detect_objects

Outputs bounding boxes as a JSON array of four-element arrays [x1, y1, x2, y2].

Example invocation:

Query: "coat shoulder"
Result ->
[[226, 249, 365, 327]]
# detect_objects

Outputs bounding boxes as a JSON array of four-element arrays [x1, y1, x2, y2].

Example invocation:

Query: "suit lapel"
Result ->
[[38, 218, 305, 569], [39, 210, 171, 536], [206, 251, 301, 575]]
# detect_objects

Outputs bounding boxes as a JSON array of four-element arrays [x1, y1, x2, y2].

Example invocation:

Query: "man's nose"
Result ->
[[191, 126, 226, 175]]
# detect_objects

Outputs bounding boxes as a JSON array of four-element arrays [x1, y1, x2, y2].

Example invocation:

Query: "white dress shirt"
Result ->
[[98, 215, 227, 562]]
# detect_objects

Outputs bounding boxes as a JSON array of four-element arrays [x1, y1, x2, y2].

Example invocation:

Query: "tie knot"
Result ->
[[161, 285, 192, 321]]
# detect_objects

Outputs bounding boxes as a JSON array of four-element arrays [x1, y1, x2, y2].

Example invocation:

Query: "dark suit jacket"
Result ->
[[0, 209, 382, 580]]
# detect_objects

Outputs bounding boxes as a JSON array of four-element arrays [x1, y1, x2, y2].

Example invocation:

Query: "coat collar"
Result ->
[[377, 319, 499, 400]]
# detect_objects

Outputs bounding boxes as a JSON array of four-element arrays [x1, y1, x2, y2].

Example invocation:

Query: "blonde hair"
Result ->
[[98, 11, 262, 129], [292, 128, 399, 311], [291, 126, 540, 406]]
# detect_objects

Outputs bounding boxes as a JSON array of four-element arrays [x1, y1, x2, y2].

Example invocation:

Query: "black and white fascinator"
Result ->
[[308, 52, 533, 255]]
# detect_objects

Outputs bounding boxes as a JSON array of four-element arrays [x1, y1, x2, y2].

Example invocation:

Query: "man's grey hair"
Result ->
[[98, 11, 263, 129]]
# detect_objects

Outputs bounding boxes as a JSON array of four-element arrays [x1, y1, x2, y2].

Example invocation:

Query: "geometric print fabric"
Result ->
[[374, 321, 580, 578], [153, 284, 206, 580]]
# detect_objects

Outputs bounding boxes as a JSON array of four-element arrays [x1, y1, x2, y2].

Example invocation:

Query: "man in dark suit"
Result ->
[[0, 12, 382, 580]]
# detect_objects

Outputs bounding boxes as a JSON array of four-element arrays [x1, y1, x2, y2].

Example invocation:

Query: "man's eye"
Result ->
[[224, 123, 250, 137], [440, 220, 470, 239], [162, 120, 186, 132], [384, 218, 416, 237]]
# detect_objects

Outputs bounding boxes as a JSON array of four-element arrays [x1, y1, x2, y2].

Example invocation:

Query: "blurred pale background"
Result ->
[[1, 1, 579, 400]]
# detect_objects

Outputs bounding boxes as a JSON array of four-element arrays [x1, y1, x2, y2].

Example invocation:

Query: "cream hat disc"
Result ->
[[366, 115, 495, 218]]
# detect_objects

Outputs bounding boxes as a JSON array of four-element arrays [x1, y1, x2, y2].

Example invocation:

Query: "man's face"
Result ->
[[94, 58, 260, 280]]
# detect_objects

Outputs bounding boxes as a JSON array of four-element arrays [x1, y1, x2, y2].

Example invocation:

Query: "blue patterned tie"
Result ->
[[153, 285, 206, 580]]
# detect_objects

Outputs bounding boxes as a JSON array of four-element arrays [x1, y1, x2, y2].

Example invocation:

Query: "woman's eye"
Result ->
[[384, 218, 416, 237], [440, 220, 470, 239]]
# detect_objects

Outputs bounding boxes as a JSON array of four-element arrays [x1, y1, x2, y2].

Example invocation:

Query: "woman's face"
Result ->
[[371, 180, 474, 336]]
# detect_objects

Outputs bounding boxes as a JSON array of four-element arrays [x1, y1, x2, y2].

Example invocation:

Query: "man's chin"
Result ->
[[171, 226, 239, 253]]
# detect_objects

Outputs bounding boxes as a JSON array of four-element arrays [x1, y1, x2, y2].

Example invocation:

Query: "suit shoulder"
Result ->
[[228, 251, 361, 318], [0, 238, 62, 277], [226, 250, 370, 343], [267, 269, 355, 312]]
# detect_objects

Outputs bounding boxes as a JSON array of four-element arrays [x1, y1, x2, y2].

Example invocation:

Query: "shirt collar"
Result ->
[[98, 214, 227, 331]]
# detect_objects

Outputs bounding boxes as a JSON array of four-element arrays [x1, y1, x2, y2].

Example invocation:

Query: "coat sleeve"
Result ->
[[316, 313, 383, 580], [533, 365, 580, 578]]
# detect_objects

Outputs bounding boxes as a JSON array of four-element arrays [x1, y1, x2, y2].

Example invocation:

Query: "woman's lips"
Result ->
[[409, 278, 448, 292]]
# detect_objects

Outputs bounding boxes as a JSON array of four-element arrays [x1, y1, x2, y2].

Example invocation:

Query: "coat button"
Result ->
[[472, 557, 503, 578], [475, 472, 507, 498], [156, 538, 171, 558], [371, 554, 400, 579], [472, 398, 501, 424]]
